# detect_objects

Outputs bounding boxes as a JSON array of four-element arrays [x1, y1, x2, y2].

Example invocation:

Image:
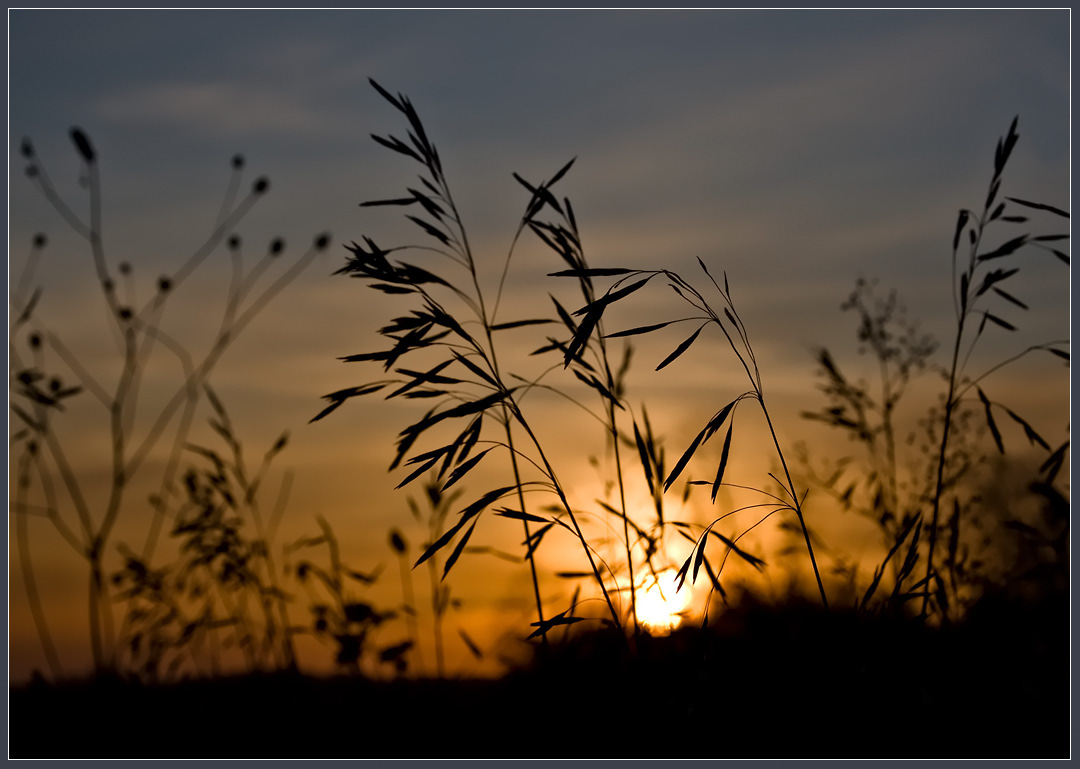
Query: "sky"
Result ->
[[8, 9, 1070, 679]]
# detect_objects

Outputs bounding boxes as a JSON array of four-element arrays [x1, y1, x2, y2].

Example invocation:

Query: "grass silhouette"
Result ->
[[314, 79, 642, 638]]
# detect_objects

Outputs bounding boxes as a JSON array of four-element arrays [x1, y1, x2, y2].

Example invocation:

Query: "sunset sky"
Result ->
[[9, 9, 1069, 679]]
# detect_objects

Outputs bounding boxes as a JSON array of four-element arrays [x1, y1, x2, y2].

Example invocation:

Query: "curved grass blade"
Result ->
[[1006, 197, 1069, 219], [710, 423, 734, 503], [442, 517, 480, 580], [605, 321, 678, 338], [976, 387, 1004, 454], [442, 448, 493, 492], [656, 323, 707, 371]]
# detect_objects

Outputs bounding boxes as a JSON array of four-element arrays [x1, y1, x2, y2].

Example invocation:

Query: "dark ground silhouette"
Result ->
[[11, 586, 1067, 759]]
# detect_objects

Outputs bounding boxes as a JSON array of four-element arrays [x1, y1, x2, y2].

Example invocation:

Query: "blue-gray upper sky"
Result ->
[[10, 8, 1068, 427], [8, 9, 1070, 675], [11, 9, 1068, 323]]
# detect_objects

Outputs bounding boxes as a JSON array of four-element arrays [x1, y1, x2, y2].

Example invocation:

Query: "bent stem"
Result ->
[[443, 172, 551, 645], [511, 405, 625, 631], [512, 172, 639, 636], [760, 399, 829, 608]]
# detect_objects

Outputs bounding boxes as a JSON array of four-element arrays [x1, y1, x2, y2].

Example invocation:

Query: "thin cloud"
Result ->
[[97, 80, 348, 140]]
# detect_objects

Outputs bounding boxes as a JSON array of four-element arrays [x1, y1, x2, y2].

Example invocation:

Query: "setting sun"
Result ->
[[635, 569, 693, 635]]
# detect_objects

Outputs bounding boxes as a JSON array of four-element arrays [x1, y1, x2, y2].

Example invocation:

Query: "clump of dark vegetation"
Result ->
[[112, 396, 296, 679]]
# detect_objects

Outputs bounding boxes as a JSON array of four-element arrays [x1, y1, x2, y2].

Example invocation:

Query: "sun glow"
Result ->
[[635, 569, 693, 635]]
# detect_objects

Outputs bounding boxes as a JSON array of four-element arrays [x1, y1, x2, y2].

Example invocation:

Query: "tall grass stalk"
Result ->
[[510, 178, 643, 636], [315, 80, 627, 636], [389, 529, 425, 670], [920, 117, 1069, 618]]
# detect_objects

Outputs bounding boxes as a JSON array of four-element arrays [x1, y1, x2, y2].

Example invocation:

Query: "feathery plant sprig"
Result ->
[[113, 404, 296, 680], [316, 80, 627, 638], [798, 280, 938, 605], [554, 261, 830, 609]]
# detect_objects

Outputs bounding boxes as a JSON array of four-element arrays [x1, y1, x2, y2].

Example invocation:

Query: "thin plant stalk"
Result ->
[[445, 173, 555, 644], [427, 555, 445, 678], [394, 547, 425, 671], [516, 187, 642, 636], [13, 451, 64, 680], [760, 402, 829, 608]]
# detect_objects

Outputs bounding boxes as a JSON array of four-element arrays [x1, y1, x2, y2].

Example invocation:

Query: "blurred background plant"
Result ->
[[9, 127, 335, 678]]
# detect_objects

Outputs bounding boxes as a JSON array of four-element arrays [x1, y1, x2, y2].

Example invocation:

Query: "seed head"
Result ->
[[253, 176, 269, 195], [231, 153, 245, 170], [25, 165, 38, 178], [269, 238, 285, 256], [315, 233, 331, 251], [118, 307, 132, 321], [227, 234, 241, 250], [49, 378, 61, 393], [28, 333, 41, 349], [33, 233, 46, 248], [389, 530, 407, 554], [118, 261, 132, 276], [158, 276, 172, 293], [69, 127, 96, 163], [20, 138, 34, 159]]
